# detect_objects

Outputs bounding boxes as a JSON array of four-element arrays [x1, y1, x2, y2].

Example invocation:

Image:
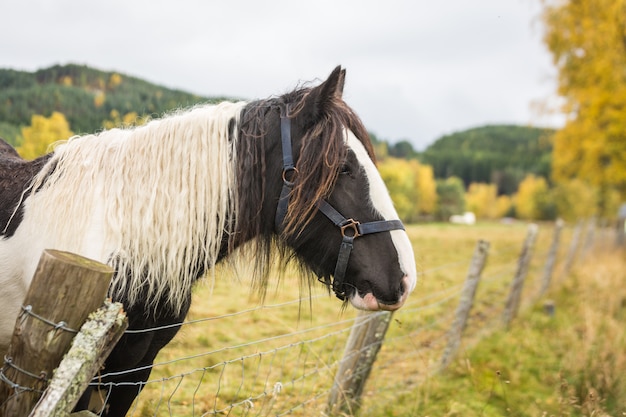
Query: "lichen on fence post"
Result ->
[[439, 239, 490, 371], [29, 300, 127, 417], [0, 249, 113, 416], [503, 224, 539, 328]]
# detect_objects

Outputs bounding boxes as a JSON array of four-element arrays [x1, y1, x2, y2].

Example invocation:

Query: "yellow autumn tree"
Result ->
[[17, 112, 73, 160], [415, 163, 437, 215], [541, 0, 626, 212], [378, 159, 415, 221], [465, 183, 498, 219], [378, 157, 437, 222], [102, 110, 147, 130], [552, 179, 597, 221], [496, 195, 513, 218], [515, 174, 556, 220]]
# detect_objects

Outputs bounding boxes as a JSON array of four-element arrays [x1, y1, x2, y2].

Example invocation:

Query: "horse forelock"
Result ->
[[282, 91, 374, 237], [24, 101, 247, 314]]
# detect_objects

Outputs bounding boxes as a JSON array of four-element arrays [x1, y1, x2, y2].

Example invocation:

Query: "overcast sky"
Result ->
[[0, 0, 564, 150]]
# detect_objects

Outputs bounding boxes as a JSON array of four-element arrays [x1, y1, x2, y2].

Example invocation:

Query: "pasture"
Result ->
[[122, 220, 624, 416]]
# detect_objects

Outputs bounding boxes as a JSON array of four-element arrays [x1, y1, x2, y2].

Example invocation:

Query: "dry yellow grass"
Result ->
[[118, 221, 622, 417]]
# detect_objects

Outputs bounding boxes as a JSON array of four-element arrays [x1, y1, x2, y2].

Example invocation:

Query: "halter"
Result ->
[[275, 111, 405, 301]]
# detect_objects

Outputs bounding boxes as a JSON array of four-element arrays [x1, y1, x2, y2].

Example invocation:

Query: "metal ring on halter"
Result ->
[[340, 219, 361, 239], [281, 166, 298, 186]]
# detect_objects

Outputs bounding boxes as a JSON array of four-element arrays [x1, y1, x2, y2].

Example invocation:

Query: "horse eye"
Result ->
[[339, 164, 351, 175]]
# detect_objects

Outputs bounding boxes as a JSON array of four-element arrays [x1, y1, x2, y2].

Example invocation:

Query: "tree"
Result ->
[[542, 0, 626, 207], [17, 112, 73, 160], [515, 174, 556, 220], [369, 131, 389, 160], [388, 140, 417, 159], [415, 163, 437, 215], [435, 177, 466, 221], [496, 195, 514, 218], [552, 179, 597, 221], [102, 110, 146, 130], [421, 125, 553, 193], [0, 121, 21, 146], [378, 157, 437, 222], [465, 183, 499, 219]]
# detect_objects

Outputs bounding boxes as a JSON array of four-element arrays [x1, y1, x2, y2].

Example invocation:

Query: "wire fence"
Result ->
[[94, 221, 594, 416], [3, 219, 621, 416]]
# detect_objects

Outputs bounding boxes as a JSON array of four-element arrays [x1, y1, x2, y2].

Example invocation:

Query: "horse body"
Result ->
[[0, 67, 416, 416]]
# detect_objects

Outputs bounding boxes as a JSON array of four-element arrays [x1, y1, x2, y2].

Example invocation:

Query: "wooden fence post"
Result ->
[[616, 217, 625, 247], [502, 224, 538, 328], [327, 310, 392, 416], [538, 219, 563, 297], [30, 300, 127, 417], [562, 220, 583, 277], [0, 249, 113, 416], [439, 240, 490, 371], [581, 218, 596, 259]]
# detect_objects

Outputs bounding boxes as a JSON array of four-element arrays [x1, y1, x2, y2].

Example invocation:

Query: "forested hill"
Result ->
[[420, 125, 554, 195], [0, 64, 553, 197], [0, 64, 226, 145]]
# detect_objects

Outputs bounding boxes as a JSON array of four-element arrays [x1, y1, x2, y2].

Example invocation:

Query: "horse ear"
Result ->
[[301, 66, 345, 123], [336, 68, 346, 97]]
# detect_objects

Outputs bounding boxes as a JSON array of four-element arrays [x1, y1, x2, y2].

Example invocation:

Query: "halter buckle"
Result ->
[[340, 219, 361, 238]]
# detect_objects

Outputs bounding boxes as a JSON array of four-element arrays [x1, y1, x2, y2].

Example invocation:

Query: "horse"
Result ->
[[0, 66, 417, 416]]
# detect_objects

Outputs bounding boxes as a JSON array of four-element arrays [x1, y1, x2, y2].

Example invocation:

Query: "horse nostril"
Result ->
[[370, 276, 407, 307]]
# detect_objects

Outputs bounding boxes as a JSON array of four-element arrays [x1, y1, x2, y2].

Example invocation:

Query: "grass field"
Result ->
[[121, 221, 625, 417]]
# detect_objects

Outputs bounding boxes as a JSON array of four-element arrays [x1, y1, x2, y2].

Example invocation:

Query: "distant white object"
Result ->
[[450, 212, 476, 225]]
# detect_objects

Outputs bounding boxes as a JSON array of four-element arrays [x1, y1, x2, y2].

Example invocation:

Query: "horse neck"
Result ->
[[25, 102, 249, 314]]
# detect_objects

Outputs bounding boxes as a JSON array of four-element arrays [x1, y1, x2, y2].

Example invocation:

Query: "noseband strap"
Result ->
[[275, 111, 405, 300], [316, 201, 404, 299]]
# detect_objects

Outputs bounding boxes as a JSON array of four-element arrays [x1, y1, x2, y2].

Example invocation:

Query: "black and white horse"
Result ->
[[0, 67, 416, 416]]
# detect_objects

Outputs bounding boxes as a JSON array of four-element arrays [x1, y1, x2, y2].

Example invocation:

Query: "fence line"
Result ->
[[1, 219, 618, 416]]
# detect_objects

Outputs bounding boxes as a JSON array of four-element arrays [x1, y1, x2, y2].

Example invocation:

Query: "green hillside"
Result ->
[[0, 64, 228, 146], [420, 125, 554, 195], [0, 64, 554, 199]]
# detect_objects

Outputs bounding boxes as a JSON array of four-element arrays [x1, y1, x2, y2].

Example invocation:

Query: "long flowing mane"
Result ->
[[25, 101, 246, 312], [20, 82, 375, 313]]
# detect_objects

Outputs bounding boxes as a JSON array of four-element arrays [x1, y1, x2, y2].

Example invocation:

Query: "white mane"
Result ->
[[24, 101, 247, 312]]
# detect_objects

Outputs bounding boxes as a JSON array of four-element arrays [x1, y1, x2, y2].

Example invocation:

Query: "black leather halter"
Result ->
[[274, 111, 405, 301]]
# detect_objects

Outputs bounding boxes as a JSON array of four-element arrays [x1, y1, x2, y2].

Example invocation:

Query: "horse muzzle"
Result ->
[[349, 275, 411, 311]]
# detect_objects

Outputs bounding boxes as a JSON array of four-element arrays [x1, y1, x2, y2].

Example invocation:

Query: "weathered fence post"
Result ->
[[0, 249, 114, 416], [503, 224, 538, 328], [538, 219, 563, 297], [439, 240, 490, 371], [562, 220, 583, 277], [30, 300, 127, 417], [581, 217, 596, 259], [327, 310, 392, 416], [617, 214, 625, 247]]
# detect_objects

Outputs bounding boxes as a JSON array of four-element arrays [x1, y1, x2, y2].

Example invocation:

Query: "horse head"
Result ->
[[239, 67, 417, 311]]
